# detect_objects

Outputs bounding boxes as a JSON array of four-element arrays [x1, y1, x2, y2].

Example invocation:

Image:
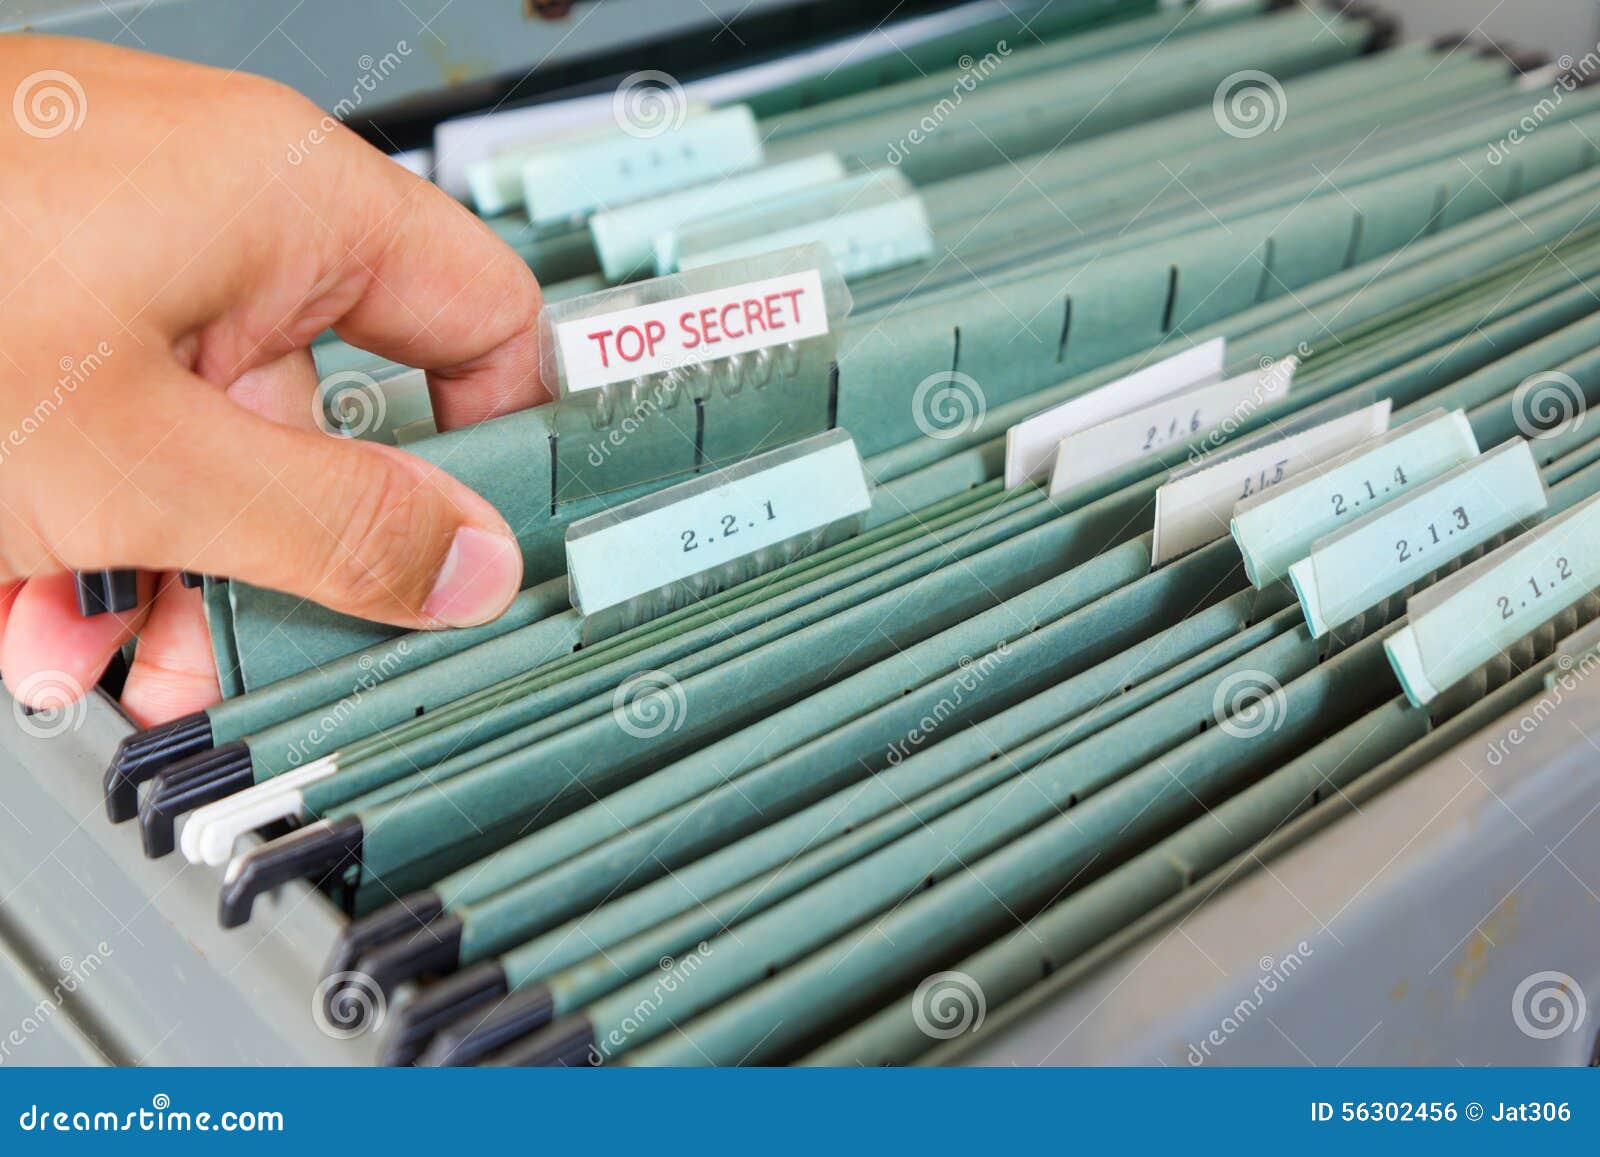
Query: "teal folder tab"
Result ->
[[1231, 408, 1480, 588], [590, 153, 844, 282], [565, 429, 871, 638], [1290, 439, 1550, 638], [521, 105, 764, 225], [668, 170, 935, 282], [1387, 490, 1600, 705]]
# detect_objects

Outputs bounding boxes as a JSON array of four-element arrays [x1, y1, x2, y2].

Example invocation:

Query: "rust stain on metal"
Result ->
[[1449, 891, 1520, 1006]]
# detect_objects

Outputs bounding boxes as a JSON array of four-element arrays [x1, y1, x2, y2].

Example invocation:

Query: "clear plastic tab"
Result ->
[[565, 428, 871, 639], [1230, 408, 1480, 589], [664, 169, 934, 282], [1388, 490, 1600, 705], [540, 242, 850, 401], [521, 105, 763, 226], [589, 153, 845, 283], [1289, 439, 1549, 638], [541, 244, 851, 504]]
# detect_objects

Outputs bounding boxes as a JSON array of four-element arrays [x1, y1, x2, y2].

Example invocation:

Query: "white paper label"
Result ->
[[1004, 339, 1225, 489], [1049, 359, 1293, 498], [1151, 401, 1391, 567], [566, 432, 869, 616], [1229, 409, 1481, 589], [1386, 491, 1600, 705], [1288, 439, 1549, 638], [555, 269, 829, 391]]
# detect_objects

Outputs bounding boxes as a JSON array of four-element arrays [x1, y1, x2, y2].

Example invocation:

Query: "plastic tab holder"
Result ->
[[521, 105, 764, 227], [565, 428, 871, 640], [1387, 490, 1600, 705], [1289, 439, 1550, 639], [1004, 339, 1226, 489], [1231, 408, 1481, 589], [664, 170, 935, 282], [590, 153, 844, 283], [540, 244, 851, 507], [1048, 357, 1296, 498], [1152, 399, 1391, 567]]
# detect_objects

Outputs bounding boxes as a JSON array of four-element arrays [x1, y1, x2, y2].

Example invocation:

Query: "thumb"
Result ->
[[75, 369, 523, 630]]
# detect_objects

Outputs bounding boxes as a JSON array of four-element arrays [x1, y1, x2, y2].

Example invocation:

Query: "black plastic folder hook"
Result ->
[[217, 816, 364, 928], [75, 569, 139, 616], [411, 975, 552, 1068], [351, 911, 465, 1004], [102, 710, 214, 823], [138, 742, 253, 858], [323, 890, 447, 995], [384, 963, 517, 1067]]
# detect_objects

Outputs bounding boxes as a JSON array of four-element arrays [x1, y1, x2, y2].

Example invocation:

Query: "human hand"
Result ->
[[0, 37, 544, 727]]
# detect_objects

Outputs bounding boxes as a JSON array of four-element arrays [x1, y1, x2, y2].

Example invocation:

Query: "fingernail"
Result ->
[[422, 527, 522, 627]]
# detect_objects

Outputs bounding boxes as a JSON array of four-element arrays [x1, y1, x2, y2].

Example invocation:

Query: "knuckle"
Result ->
[[317, 458, 449, 614]]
